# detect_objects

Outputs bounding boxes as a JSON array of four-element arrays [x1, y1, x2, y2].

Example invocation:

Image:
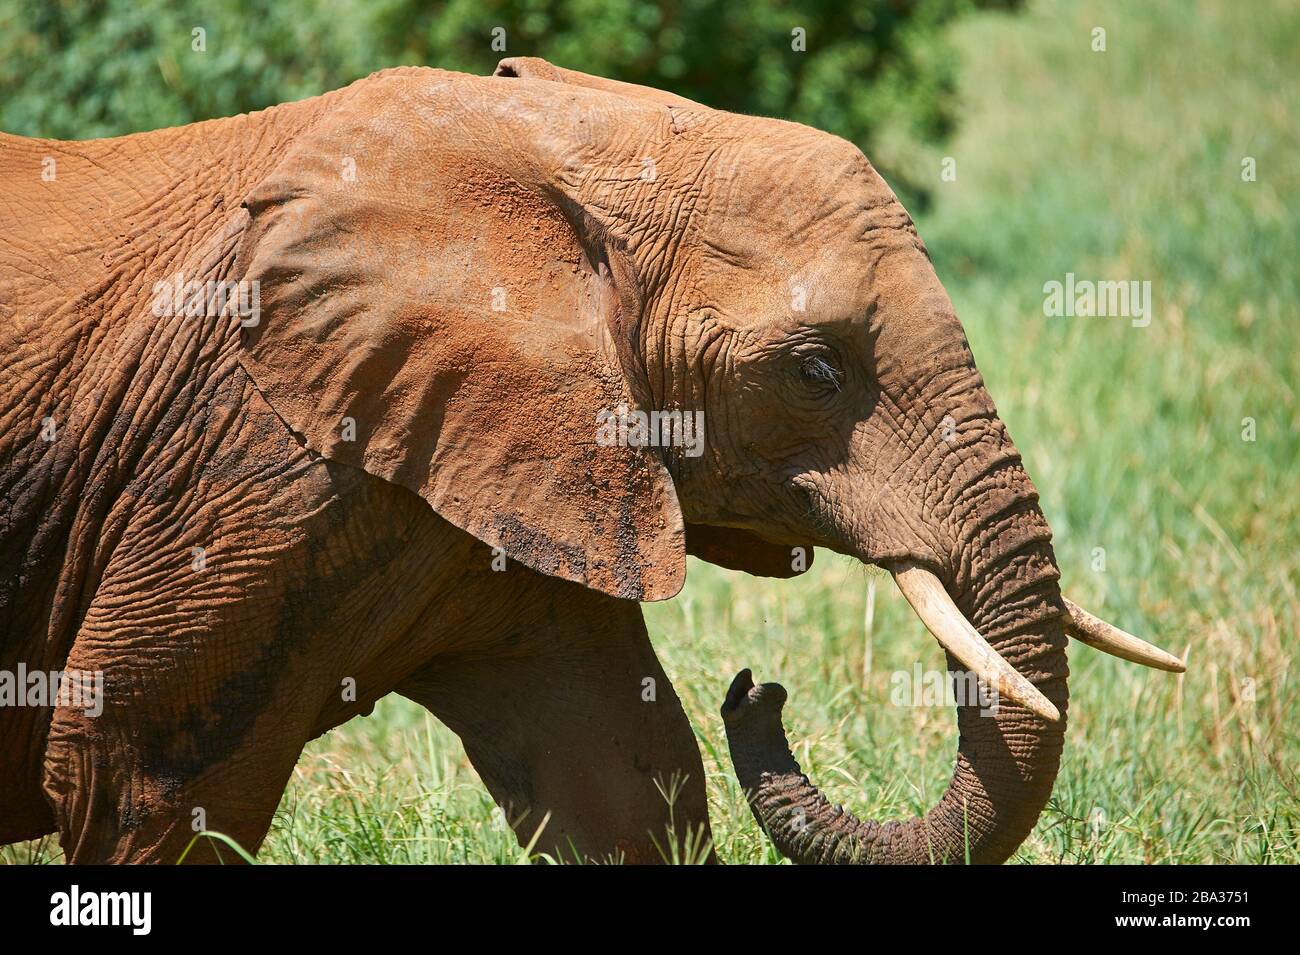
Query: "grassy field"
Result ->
[[6, 0, 1297, 864]]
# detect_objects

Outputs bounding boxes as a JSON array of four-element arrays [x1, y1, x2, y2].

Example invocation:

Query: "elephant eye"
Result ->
[[799, 355, 843, 393]]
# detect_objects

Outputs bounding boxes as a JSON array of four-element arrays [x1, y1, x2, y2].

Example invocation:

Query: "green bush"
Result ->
[[0, 0, 1017, 208]]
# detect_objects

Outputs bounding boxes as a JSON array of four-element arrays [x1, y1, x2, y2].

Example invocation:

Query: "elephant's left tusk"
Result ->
[[1062, 598, 1186, 672], [890, 561, 1061, 722]]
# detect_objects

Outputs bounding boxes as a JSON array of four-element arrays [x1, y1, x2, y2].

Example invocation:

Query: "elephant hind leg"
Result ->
[[399, 591, 714, 864]]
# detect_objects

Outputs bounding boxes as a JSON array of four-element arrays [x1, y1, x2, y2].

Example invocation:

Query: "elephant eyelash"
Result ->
[[800, 355, 843, 392]]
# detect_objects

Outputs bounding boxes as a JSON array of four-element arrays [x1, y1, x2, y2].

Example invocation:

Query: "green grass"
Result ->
[[5, 0, 1296, 864]]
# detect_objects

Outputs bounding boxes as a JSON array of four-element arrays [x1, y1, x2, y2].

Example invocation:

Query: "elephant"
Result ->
[[0, 56, 1184, 864]]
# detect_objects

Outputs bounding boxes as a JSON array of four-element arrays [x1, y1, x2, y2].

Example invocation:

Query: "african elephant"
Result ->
[[0, 57, 1182, 864]]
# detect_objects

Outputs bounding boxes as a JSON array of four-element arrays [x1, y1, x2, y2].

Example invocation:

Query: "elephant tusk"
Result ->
[[1061, 598, 1186, 672], [890, 561, 1062, 722]]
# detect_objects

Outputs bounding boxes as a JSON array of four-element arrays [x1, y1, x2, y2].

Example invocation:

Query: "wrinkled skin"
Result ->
[[0, 58, 1066, 863]]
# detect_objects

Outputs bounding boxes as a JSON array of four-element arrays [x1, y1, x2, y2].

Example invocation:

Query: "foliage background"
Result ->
[[2, 0, 1296, 862], [0, 0, 1016, 209]]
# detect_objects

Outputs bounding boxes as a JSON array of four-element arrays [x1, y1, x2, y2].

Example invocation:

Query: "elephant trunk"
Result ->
[[723, 486, 1070, 864]]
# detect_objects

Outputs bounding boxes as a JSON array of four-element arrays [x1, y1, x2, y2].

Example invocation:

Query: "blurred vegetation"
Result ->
[[0, 0, 1017, 209]]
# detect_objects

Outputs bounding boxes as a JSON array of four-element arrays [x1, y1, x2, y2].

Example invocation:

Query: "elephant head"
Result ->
[[231, 58, 1183, 863]]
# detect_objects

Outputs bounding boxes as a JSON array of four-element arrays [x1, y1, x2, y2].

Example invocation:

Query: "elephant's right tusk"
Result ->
[[890, 561, 1061, 722], [1062, 598, 1186, 672]]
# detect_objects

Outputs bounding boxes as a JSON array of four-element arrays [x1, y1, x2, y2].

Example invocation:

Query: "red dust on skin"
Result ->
[[1, 58, 1073, 864]]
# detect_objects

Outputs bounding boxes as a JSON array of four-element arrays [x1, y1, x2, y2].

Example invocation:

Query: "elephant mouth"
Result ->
[[721, 559, 1185, 864]]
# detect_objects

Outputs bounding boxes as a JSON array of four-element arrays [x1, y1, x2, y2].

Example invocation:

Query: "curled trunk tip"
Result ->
[[723, 669, 883, 864]]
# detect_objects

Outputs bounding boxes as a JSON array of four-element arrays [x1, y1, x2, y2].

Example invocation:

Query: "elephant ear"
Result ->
[[493, 56, 702, 109], [233, 72, 686, 600]]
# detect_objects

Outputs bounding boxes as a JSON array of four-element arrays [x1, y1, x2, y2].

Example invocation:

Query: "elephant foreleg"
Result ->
[[398, 591, 714, 864], [43, 697, 305, 864]]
